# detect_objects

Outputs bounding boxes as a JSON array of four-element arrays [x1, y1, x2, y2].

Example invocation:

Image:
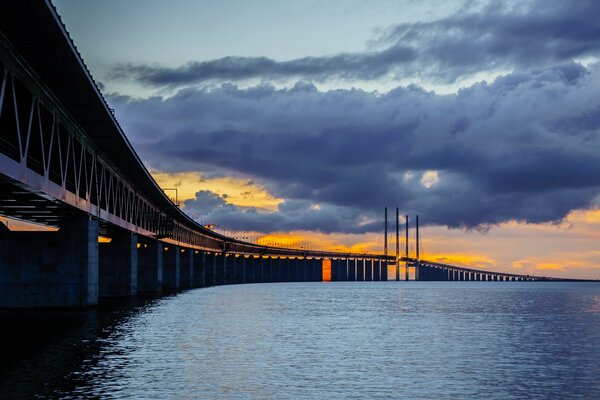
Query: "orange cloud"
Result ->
[[425, 253, 498, 269], [151, 170, 282, 211]]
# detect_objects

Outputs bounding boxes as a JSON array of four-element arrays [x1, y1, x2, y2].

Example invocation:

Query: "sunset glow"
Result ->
[[151, 170, 283, 211]]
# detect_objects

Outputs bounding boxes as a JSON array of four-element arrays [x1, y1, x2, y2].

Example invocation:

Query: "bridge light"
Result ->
[[98, 236, 112, 243], [136, 243, 142, 249], [164, 246, 169, 251], [180, 248, 186, 253]]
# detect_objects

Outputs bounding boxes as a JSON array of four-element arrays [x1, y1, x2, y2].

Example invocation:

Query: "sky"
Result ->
[[49, 0, 600, 279]]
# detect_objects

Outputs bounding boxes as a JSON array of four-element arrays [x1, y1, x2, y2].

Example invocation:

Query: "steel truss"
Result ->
[[0, 38, 223, 250]]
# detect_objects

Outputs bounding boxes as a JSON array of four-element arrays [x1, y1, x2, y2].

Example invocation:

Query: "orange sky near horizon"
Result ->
[[211, 209, 600, 280], [2, 170, 598, 280], [149, 170, 600, 279]]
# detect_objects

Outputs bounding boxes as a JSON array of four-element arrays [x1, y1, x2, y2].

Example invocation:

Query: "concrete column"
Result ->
[[162, 245, 180, 290], [0, 216, 99, 307], [249, 256, 257, 283], [365, 259, 373, 281], [188, 250, 195, 287], [264, 257, 272, 283], [224, 254, 235, 284], [357, 259, 365, 281], [284, 258, 291, 282], [373, 260, 381, 281], [300, 258, 311, 282], [137, 238, 162, 293], [178, 248, 192, 288], [275, 258, 282, 282], [241, 255, 247, 283], [348, 258, 358, 281], [312, 258, 323, 282], [330, 259, 337, 281], [258, 256, 265, 282], [203, 252, 215, 286], [192, 250, 204, 287], [214, 253, 225, 285], [234, 255, 243, 284], [99, 230, 137, 297], [345, 258, 350, 281]]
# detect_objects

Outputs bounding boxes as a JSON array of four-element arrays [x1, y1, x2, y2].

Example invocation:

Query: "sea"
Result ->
[[1, 281, 600, 399]]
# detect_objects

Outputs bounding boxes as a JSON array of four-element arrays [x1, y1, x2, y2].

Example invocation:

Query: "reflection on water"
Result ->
[[2, 282, 600, 399]]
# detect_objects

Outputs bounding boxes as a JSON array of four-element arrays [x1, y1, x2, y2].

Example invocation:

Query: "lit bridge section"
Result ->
[[0, 2, 393, 308], [405, 258, 581, 282]]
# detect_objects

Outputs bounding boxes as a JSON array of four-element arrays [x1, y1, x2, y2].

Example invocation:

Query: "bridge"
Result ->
[[0, 2, 575, 308], [0, 1, 399, 308]]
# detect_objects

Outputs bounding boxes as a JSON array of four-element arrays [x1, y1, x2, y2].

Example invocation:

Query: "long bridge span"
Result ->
[[0, 2, 577, 308], [0, 1, 398, 307]]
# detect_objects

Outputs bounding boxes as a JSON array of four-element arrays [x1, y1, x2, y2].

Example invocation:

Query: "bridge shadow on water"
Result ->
[[0, 295, 167, 398]]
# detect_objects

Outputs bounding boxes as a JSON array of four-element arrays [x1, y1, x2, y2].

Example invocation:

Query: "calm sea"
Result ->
[[2, 282, 600, 399]]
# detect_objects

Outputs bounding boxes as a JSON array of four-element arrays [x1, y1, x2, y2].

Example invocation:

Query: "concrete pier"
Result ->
[[0, 217, 99, 307], [178, 248, 192, 288], [357, 259, 365, 281], [162, 245, 180, 291], [373, 260, 381, 281], [137, 238, 162, 293], [363, 259, 371, 281], [193, 251, 204, 287], [348, 259, 357, 281], [99, 229, 137, 297]]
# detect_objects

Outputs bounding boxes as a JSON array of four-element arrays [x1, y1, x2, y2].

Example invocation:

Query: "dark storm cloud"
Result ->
[[110, 45, 417, 86], [110, 0, 600, 86], [108, 63, 600, 233]]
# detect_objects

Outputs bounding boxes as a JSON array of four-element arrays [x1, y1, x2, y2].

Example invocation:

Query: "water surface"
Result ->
[[2, 282, 600, 399]]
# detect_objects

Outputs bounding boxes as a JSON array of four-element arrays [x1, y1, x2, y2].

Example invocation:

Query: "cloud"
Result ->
[[420, 171, 439, 188], [110, 45, 417, 86], [184, 191, 380, 234], [151, 170, 282, 211], [108, 62, 600, 232], [109, 0, 600, 87]]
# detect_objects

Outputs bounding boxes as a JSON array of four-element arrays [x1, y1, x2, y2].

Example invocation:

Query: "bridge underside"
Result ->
[[0, 214, 393, 308]]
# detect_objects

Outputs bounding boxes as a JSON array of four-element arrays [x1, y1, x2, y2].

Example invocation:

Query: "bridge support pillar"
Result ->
[[204, 252, 215, 286], [234, 255, 243, 284], [247, 256, 255, 283], [240, 256, 247, 283], [313, 258, 323, 281], [137, 238, 162, 293], [366, 259, 373, 281], [258, 256, 264, 282], [274, 257, 280, 282], [163, 245, 180, 290], [265, 257, 273, 283], [248, 256, 257, 283], [215, 253, 225, 285], [284, 257, 291, 282], [99, 230, 137, 297], [349, 259, 357, 281], [178, 248, 192, 288], [343, 258, 349, 281], [357, 259, 365, 281], [224, 254, 234, 284], [0, 216, 99, 307], [192, 251, 204, 287], [330, 259, 337, 281], [373, 260, 381, 281]]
